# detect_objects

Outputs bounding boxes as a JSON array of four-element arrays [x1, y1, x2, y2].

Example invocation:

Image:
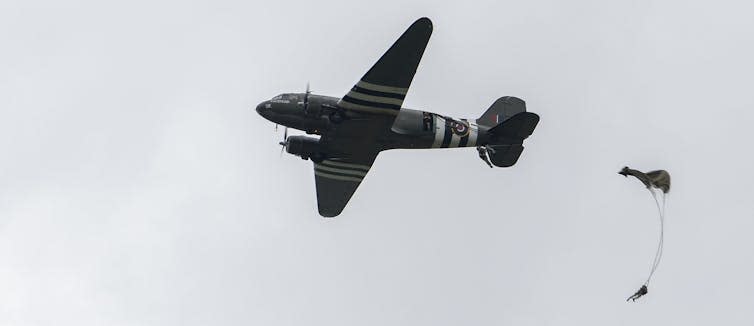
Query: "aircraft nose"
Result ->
[[256, 102, 269, 117]]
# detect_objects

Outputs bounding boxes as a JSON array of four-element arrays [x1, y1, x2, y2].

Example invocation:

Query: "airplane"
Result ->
[[256, 17, 539, 217]]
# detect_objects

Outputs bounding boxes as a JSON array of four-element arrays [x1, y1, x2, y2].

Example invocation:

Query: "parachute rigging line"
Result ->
[[645, 188, 666, 286]]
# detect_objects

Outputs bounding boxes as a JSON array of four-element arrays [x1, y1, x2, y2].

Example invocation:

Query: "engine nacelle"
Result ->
[[285, 135, 322, 160]]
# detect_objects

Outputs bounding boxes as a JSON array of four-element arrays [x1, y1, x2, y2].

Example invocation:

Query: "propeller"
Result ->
[[277, 83, 309, 156], [303, 82, 310, 114], [278, 126, 288, 157]]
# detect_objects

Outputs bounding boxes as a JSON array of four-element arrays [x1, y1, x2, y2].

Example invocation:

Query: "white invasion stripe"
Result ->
[[467, 119, 478, 147], [315, 171, 362, 182], [432, 115, 444, 148], [449, 130, 461, 148], [346, 91, 404, 106], [338, 100, 399, 115], [321, 160, 371, 171], [356, 80, 408, 95], [315, 165, 368, 177]]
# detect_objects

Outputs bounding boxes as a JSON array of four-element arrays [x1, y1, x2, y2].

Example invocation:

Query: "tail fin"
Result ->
[[486, 112, 540, 167], [478, 96, 527, 127]]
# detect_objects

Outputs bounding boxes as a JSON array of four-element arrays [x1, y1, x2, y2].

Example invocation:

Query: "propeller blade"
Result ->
[[278, 127, 288, 158], [303, 82, 310, 113]]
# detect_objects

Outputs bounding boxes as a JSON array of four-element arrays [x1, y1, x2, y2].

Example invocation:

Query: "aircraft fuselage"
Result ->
[[256, 93, 490, 160]]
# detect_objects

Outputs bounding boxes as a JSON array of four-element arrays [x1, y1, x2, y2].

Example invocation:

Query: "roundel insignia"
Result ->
[[450, 120, 470, 137]]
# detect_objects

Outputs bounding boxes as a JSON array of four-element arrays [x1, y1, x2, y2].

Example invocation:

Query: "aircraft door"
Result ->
[[391, 109, 434, 135]]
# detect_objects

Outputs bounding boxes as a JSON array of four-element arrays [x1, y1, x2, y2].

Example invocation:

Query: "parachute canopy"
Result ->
[[618, 166, 671, 193]]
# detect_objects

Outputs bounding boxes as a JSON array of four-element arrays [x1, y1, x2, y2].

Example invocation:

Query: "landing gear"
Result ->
[[329, 110, 345, 124], [311, 153, 324, 163], [300, 153, 325, 163]]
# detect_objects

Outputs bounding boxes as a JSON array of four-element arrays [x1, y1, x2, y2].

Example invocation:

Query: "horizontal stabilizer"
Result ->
[[485, 111, 539, 167], [488, 112, 540, 142], [488, 144, 524, 167]]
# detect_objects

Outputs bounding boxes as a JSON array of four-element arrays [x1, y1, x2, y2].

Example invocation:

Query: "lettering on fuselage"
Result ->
[[431, 115, 478, 148]]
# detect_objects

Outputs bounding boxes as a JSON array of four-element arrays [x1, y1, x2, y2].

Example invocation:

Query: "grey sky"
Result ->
[[2, 0, 754, 325]]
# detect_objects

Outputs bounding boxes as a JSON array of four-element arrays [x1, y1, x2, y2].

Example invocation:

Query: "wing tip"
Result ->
[[414, 17, 433, 32], [318, 208, 341, 218], [416, 17, 432, 25]]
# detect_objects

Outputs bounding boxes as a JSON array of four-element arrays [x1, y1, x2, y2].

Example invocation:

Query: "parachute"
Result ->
[[619, 167, 671, 194], [618, 166, 671, 301]]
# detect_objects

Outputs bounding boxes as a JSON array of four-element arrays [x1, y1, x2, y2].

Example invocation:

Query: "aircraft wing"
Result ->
[[313, 153, 378, 217], [337, 17, 432, 116], [314, 18, 431, 217]]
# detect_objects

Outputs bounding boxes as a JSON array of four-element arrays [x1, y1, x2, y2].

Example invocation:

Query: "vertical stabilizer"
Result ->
[[478, 96, 527, 127]]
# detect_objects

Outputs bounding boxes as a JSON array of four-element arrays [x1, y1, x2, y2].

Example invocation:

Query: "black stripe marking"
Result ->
[[441, 121, 452, 148], [352, 86, 406, 100], [342, 96, 401, 110]]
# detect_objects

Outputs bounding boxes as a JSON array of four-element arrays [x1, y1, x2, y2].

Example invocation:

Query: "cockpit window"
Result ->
[[270, 94, 291, 103], [271, 94, 299, 102]]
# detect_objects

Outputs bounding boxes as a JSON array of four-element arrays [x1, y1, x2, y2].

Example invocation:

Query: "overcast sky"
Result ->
[[2, 0, 754, 325]]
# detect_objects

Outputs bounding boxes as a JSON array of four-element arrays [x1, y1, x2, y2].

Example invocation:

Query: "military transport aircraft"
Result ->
[[256, 17, 539, 217]]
